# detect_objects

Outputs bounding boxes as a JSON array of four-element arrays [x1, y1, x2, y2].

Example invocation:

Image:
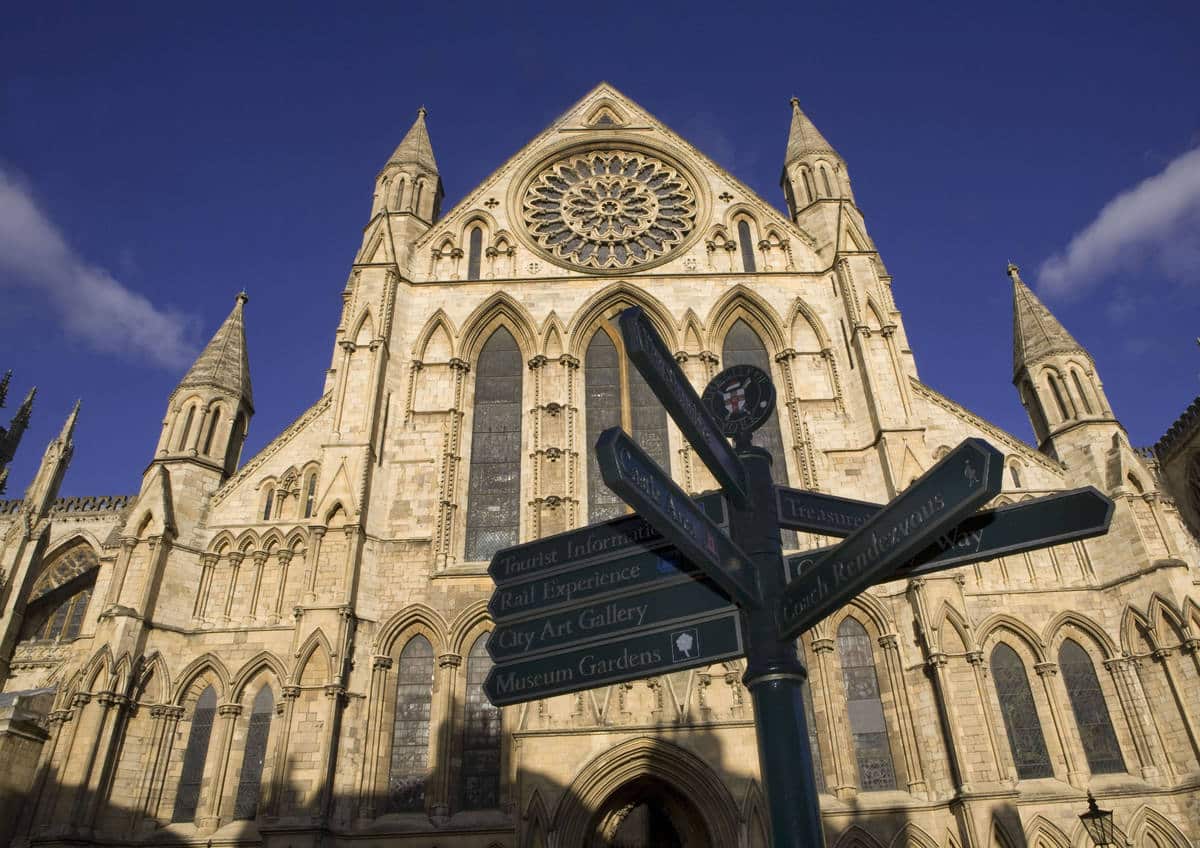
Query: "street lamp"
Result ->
[[1079, 792, 1116, 846]]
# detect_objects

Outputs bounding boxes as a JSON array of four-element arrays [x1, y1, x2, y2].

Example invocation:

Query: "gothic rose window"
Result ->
[[836, 617, 897, 790], [1058, 639, 1124, 774], [522, 149, 697, 271], [389, 635, 435, 811], [464, 327, 523, 561], [991, 643, 1052, 779]]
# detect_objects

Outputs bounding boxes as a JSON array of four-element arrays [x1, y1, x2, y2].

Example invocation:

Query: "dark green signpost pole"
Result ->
[[732, 443, 825, 847]]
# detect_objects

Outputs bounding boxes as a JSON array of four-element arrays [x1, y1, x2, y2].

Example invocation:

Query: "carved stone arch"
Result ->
[[134, 651, 171, 704], [27, 536, 101, 603], [350, 308, 376, 347], [492, 227, 515, 249], [787, 297, 832, 353], [1125, 805, 1192, 848], [208, 530, 236, 554], [81, 645, 115, 694], [566, 281, 680, 356], [541, 311, 566, 359], [315, 458, 359, 523], [551, 736, 740, 847], [460, 210, 497, 241], [449, 598, 493, 656], [583, 97, 629, 128], [412, 308, 458, 362], [111, 652, 134, 693], [235, 530, 259, 554], [888, 822, 939, 848], [680, 309, 705, 354], [1146, 592, 1188, 644], [831, 824, 888, 848], [230, 651, 289, 702], [284, 527, 308, 552], [706, 223, 733, 246], [932, 600, 976, 653], [1042, 610, 1120, 659], [705, 284, 788, 355], [740, 780, 768, 848], [375, 603, 450, 656], [1183, 596, 1200, 635], [1121, 605, 1157, 654], [832, 590, 895, 637], [259, 528, 285, 554], [523, 788, 552, 848], [292, 629, 335, 686], [864, 296, 888, 331], [172, 653, 231, 704], [976, 613, 1049, 662], [1024, 815, 1072, 848], [459, 291, 539, 362], [990, 816, 1022, 848], [390, 171, 412, 209]]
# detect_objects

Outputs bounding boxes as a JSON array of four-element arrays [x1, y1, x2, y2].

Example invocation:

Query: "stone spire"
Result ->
[[177, 292, 253, 410], [785, 97, 839, 165], [1008, 262, 1086, 378], [1, 381, 35, 473], [388, 107, 439, 175]]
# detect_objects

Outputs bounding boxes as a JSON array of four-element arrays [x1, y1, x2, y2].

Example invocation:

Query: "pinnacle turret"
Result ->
[[387, 107, 439, 175], [785, 97, 839, 165], [1008, 262, 1086, 379], [177, 292, 253, 411], [1, 377, 35, 488]]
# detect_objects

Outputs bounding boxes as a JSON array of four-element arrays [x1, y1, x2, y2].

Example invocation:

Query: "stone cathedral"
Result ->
[[1, 84, 1199, 848]]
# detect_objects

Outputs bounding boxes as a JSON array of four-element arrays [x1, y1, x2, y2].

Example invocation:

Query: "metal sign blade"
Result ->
[[597, 427, 761, 609], [776, 437, 1004, 639], [488, 492, 726, 587], [775, 487, 881, 536], [483, 610, 744, 707], [617, 307, 748, 505]]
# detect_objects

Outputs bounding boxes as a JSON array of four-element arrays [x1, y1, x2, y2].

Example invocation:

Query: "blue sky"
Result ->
[[2, 1, 1198, 497]]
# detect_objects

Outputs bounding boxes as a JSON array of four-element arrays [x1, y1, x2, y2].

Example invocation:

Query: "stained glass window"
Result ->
[[585, 328, 671, 523], [837, 618, 896, 790], [172, 686, 217, 822], [464, 328, 523, 561], [233, 686, 274, 819], [991, 644, 1052, 779], [389, 636, 434, 812], [1059, 640, 1124, 774], [467, 227, 482, 281], [722, 320, 795, 548], [461, 635, 500, 810], [19, 579, 95, 644], [737, 220, 757, 272]]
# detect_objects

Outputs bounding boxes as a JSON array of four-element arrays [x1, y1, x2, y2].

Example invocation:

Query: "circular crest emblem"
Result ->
[[702, 365, 776, 440]]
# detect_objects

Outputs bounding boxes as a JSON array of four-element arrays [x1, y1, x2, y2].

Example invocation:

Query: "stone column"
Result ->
[[811, 636, 854, 798], [222, 552, 244, 622], [879, 633, 926, 795], [248, 551, 268, 619], [357, 655, 393, 819], [132, 705, 184, 832], [193, 553, 218, 620], [196, 703, 242, 832], [428, 652, 462, 817], [1034, 661, 1084, 787], [103, 537, 138, 608], [1104, 656, 1161, 780], [966, 650, 1009, 781], [303, 527, 326, 601], [265, 685, 299, 816], [1151, 647, 1200, 766], [270, 549, 293, 624], [80, 692, 131, 828], [927, 652, 970, 791], [315, 685, 347, 820]]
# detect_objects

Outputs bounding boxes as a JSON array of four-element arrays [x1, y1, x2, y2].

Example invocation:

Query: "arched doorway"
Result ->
[[588, 775, 709, 847]]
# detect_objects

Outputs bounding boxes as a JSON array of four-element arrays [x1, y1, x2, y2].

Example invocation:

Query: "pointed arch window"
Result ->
[[233, 685, 274, 819], [226, 412, 247, 473], [736, 220, 757, 272], [464, 327, 523, 561], [303, 472, 318, 519], [1071, 370, 1094, 414], [262, 488, 275, 522], [203, 407, 221, 456], [1021, 380, 1049, 438], [389, 635, 434, 811], [467, 227, 483, 281], [20, 573, 96, 644], [1058, 640, 1123, 774], [173, 685, 217, 822], [820, 166, 834, 197], [991, 643, 1052, 779], [585, 326, 670, 523], [1048, 373, 1073, 421], [722, 320, 795, 547], [837, 617, 897, 790], [1010, 464, 1022, 489], [461, 635, 500, 809], [177, 405, 196, 451], [802, 170, 816, 204]]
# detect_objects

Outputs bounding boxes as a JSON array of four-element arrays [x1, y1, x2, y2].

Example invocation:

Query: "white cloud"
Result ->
[[0, 167, 197, 369], [1038, 146, 1200, 297]]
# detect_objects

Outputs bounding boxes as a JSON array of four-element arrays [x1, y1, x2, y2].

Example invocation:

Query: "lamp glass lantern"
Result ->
[[1079, 792, 1115, 846]]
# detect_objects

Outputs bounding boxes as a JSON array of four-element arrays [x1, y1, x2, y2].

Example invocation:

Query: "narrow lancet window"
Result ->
[[467, 227, 483, 281], [262, 488, 275, 522], [837, 617, 897, 790], [1059, 639, 1124, 774], [177, 405, 196, 451], [1072, 371, 1094, 414], [303, 473, 317, 518], [737, 220, 757, 272], [461, 635, 500, 809], [203, 408, 221, 456], [233, 685, 274, 819], [464, 327, 523, 561], [172, 685, 217, 822], [389, 635, 434, 811], [991, 644, 1052, 779], [1048, 374, 1072, 421]]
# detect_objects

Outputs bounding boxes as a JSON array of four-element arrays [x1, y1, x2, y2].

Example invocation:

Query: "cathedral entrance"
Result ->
[[587, 776, 710, 847]]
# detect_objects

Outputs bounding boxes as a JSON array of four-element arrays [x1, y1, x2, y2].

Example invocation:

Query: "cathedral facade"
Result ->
[[1, 84, 1198, 848]]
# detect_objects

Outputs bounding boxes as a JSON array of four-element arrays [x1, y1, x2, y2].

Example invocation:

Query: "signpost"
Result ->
[[482, 306, 1115, 848]]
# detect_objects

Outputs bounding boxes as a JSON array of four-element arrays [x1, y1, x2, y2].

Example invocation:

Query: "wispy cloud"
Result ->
[[1038, 146, 1200, 297], [0, 166, 197, 369]]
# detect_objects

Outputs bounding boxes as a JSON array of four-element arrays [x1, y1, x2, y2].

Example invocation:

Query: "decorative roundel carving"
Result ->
[[521, 149, 698, 271]]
